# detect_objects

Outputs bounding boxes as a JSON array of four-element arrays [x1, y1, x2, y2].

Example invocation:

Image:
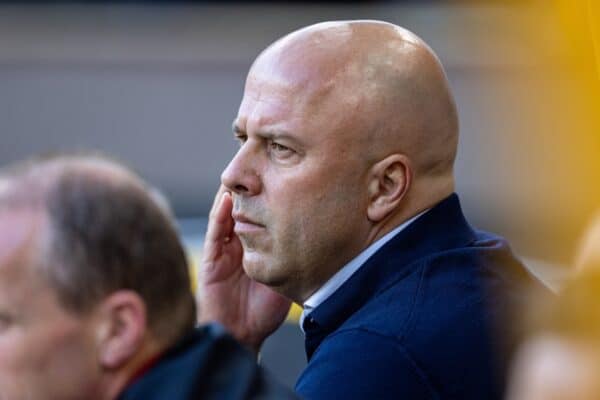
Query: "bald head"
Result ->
[[250, 20, 459, 181]]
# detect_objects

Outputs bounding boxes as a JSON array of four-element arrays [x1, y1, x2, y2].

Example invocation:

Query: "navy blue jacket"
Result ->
[[120, 324, 296, 400], [296, 194, 543, 399]]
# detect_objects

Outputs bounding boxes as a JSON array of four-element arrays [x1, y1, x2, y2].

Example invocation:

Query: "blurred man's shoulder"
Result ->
[[120, 324, 298, 400]]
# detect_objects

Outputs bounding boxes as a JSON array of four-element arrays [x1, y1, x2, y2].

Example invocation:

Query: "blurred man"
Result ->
[[507, 271, 600, 400], [508, 211, 600, 400], [0, 154, 294, 400], [198, 20, 543, 399]]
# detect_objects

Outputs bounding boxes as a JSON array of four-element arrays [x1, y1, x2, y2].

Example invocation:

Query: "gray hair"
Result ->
[[0, 153, 196, 345]]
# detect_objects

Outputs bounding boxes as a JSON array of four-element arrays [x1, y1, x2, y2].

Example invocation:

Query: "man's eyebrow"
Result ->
[[232, 123, 303, 145]]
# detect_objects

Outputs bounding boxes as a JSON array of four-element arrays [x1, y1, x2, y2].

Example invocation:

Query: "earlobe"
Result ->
[[367, 154, 411, 222], [95, 291, 148, 370]]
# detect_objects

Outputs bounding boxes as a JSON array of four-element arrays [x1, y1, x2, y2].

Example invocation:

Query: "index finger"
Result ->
[[204, 191, 235, 254], [208, 185, 231, 220]]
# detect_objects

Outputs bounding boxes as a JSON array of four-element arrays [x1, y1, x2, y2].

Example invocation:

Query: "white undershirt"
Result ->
[[299, 210, 428, 332]]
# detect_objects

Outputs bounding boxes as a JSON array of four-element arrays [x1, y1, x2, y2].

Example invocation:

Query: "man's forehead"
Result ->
[[234, 77, 363, 149], [235, 83, 307, 136], [249, 43, 344, 100], [238, 65, 344, 124], [238, 80, 296, 117]]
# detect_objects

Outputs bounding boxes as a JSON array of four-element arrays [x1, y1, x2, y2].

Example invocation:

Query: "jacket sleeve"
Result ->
[[295, 328, 439, 400]]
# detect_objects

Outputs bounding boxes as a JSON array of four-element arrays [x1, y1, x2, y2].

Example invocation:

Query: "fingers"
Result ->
[[203, 191, 234, 260], [215, 192, 234, 236], [209, 185, 230, 220]]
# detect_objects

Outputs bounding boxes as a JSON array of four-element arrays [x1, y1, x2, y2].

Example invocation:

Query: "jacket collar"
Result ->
[[304, 193, 477, 355]]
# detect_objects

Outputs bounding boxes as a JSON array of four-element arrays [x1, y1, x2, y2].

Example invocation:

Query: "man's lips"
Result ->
[[231, 213, 264, 226], [231, 213, 265, 233]]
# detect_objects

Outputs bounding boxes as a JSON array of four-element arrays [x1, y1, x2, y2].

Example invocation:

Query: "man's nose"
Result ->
[[221, 146, 261, 196]]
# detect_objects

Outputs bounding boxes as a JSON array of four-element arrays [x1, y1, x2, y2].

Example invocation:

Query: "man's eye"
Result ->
[[268, 141, 294, 157]]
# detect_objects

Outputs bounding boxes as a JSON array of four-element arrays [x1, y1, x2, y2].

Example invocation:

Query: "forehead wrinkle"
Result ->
[[245, 74, 314, 113], [239, 100, 296, 139]]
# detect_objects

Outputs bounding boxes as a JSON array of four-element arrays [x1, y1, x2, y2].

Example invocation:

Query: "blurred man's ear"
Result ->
[[367, 154, 411, 222], [95, 291, 148, 369]]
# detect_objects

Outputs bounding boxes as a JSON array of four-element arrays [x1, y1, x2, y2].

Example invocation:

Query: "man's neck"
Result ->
[[368, 185, 453, 246], [301, 208, 429, 319], [299, 185, 455, 305]]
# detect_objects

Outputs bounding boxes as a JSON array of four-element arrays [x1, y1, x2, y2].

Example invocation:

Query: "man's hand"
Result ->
[[197, 187, 292, 353]]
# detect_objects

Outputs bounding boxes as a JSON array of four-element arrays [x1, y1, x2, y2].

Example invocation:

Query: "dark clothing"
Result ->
[[296, 194, 544, 399], [120, 324, 296, 400]]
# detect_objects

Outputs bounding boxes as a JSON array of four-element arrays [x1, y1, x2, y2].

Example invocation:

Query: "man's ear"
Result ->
[[95, 291, 148, 370], [367, 154, 412, 222]]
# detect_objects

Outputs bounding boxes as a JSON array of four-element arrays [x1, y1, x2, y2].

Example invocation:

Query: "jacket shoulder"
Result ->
[[120, 324, 297, 400]]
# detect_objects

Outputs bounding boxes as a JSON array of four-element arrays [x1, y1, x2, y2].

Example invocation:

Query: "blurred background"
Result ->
[[0, 0, 598, 387]]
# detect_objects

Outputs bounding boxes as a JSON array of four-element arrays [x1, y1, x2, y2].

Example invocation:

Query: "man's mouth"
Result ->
[[232, 212, 265, 234]]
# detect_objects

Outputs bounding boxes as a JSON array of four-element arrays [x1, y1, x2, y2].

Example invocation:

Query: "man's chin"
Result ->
[[243, 260, 270, 283], [242, 257, 287, 287]]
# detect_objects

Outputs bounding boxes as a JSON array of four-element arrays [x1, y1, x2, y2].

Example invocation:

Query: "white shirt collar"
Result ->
[[299, 210, 428, 331]]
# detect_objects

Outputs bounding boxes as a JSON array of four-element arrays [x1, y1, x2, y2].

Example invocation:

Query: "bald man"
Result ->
[[198, 20, 542, 399]]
